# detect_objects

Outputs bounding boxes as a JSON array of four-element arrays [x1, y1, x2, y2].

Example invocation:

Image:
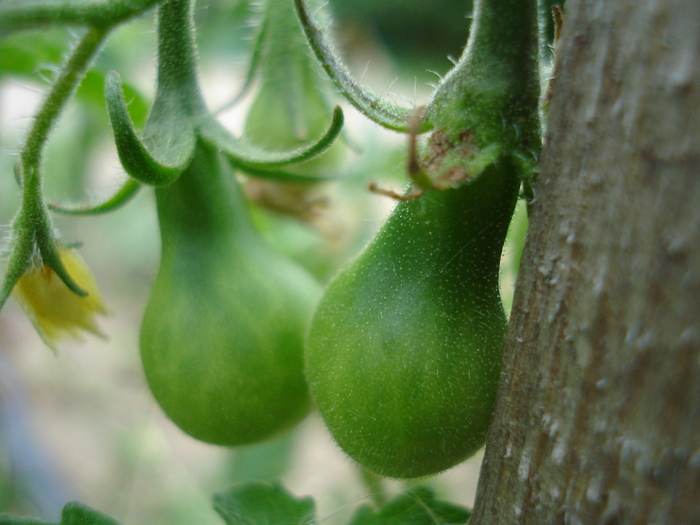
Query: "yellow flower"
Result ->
[[12, 248, 109, 352]]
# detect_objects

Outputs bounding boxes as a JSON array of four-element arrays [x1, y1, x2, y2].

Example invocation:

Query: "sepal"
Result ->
[[1, 235, 88, 312], [224, 163, 344, 184], [105, 71, 194, 186], [49, 178, 141, 215], [199, 107, 343, 175]]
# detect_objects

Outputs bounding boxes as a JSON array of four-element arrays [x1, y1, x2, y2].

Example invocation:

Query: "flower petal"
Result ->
[[12, 248, 109, 352]]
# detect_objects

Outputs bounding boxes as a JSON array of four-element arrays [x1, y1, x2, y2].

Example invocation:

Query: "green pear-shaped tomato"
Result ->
[[141, 142, 321, 446], [306, 161, 519, 478], [243, 1, 344, 179]]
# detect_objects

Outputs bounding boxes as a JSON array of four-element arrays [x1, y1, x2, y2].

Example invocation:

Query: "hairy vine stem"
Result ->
[[0, 27, 110, 309], [20, 26, 110, 202]]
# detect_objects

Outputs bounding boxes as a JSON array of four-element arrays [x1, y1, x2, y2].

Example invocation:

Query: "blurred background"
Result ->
[[0, 0, 545, 522]]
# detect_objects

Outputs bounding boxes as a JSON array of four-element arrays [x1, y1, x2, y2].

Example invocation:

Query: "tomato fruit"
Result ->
[[140, 142, 321, 446], [306, 161, 519, 478]]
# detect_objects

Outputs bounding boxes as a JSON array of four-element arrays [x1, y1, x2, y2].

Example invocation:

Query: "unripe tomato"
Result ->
[[141, 142, 321, 446], [306, 161, 519, 478]]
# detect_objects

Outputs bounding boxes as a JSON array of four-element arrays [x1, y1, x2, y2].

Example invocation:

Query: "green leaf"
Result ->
[[60, 503, 120, 525], [349, 487, 471, 525], [0, 501, 119, 525], [213, 481, 315, 525]]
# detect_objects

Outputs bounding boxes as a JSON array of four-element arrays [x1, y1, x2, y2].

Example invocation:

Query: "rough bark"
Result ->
[[470, 0, 700, 523]]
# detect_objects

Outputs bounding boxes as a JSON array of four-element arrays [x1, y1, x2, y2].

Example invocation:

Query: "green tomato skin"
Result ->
[[306, 161, 519, 478], [141, 142, 321, 446]]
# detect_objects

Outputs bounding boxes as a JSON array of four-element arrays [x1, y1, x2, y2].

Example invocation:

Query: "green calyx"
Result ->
[[105, 0, 345, 190], [422, 0, 542, 188], [294, 0, 542, 189]]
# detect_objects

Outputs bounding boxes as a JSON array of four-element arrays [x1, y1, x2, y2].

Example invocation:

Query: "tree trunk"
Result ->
[[470, 0, 700, 523]]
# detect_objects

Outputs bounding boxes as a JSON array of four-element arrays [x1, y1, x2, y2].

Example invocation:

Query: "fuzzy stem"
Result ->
[[151, 0, 206, 116], [428, 0, 542, 149], [293, 0, 419, 133], [0, 0, 163, 36], [20, 27, 109, 203], [462, 0, 541, 70], [8, 27, 110, 302]]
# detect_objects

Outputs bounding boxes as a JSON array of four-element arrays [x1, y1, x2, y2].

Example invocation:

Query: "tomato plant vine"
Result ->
[[0, 0, 547, 522]]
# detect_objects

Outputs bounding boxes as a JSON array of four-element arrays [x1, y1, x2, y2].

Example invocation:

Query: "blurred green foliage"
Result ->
[[330, 0, 471, 73]]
